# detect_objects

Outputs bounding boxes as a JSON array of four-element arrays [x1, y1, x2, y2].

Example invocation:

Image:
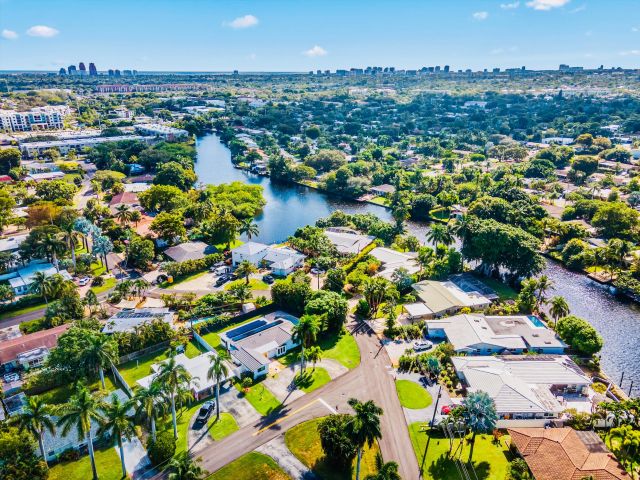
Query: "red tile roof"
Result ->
[[109, 192, 139, 206], [0, 324, 70, 365], [508, 427, 629, 480]]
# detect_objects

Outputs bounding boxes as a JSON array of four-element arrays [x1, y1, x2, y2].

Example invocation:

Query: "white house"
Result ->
[[410, 279, 492, 319], [231, 242, 305, 276], [369, 247, 420, 280], [102, 308, 174, 334], [7, 263, 72, 295]]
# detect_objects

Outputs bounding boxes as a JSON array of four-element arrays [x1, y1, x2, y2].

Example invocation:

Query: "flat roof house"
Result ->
[[426, 313, 566, 355], [370, 184, 396, 197], [102, 308, 174, 334], [508, 427, 629, 480], [7, 263, 72, 295], [221, 312, 300, 379], [369, 247, 420, 279], [231, 242, 305, 276], [324, 228, 376, 255], [0, 324, 70, 371], [411, 279, 492, 319], [452, 355, 591, 426], [164, 241, 216, 263]]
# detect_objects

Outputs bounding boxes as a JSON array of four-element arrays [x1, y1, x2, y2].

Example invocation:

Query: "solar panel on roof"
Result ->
[[230, 319, 285, 342], [226, 319, 268, 340]]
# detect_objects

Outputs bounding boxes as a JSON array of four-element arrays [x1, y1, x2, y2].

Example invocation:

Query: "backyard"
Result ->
[[206, 452, 290, 480], [285, 417, 379, 480], [281, 330, 360, 370], [35, 374, 118, 405], [198, 315, 264, 352], [408, 423, 512, 480], [396, 379, 433, 409]]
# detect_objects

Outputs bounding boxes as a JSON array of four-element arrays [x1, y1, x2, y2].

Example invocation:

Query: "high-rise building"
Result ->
[[59, 67, 67, 75], [444, 65, 450, 73], [89, 63, 97, 75], [78, 62, 87, 75], [67, 65, 77, 75], [114, 69, 121, 76], [108, 69, 114, 76], [435, 66, 441, 72]]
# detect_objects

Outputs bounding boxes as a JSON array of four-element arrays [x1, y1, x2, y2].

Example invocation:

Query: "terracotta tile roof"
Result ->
[[0, 324, 70, 365], [109, 191, 139, 206], [508, 427, 629, 480]]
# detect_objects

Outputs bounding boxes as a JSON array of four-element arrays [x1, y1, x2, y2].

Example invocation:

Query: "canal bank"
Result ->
[[194, 132, 640, 396]]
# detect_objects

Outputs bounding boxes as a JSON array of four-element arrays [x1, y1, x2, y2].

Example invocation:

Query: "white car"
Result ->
[[413, 340, 433, 352], [77, 277, 91, 286]]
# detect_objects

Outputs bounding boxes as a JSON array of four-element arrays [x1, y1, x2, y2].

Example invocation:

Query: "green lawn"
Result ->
[[212, 239, 244, 252], [208, 412, 239, 441], [470, 274, 518, 301], [117, 341, 205, 387], [90, 277, 117, 295], [396, 380, 433, 409], [157, 400, 205, 454], [408, 423, 512, 480], [369, 196, 389, 206], [162, 270, 208, 289], [0, 302, 47, 320], [281, 330, 360, 370], [285, 417, 380, 480], [35, 374, 117, 405], [49, 445, 123, 480], [294, 367, 331, 393], [235, 380, 282, 416], [207, 452, 291, 480], [224, 278, 270, 291]]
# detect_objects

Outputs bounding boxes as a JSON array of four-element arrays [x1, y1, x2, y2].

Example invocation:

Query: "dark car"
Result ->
[[262, 274, 274, 284], [215, 275, 230, 287], [196, 401, 215, 423]]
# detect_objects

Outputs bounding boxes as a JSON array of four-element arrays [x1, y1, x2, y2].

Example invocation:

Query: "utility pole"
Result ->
[[420, 384, 442, 477]]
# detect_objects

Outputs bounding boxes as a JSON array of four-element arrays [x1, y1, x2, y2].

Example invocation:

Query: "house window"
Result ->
[[277, 345, 286, 356]]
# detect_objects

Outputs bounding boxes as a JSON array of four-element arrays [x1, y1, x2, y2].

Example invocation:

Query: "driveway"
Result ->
[[120, 436, 150, 478], [256, 435, 317, 480]]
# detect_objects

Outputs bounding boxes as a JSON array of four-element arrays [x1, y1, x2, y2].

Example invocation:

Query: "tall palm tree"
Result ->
[[30, 271, 54, 304], [292, 315, 321, 373], [84, 289, 99, 315], [57, 386, 105, 480], [307, 346, 322, 370], [85, 334, 119, 389], [426, 223, 454, 250], [60, 221, 79, 269], [98, 393, 135, 479], [115, 204, 134, 226], [235, 260, 257, 285], [417, 246, 435, 277], [132, 278, 150, 298], [534, 275, 554, 308], [168, 452, 207, 480], [207, 351, 230, 421], [229, 282, 251, 303], [11, 395, 55, 467], [462, 391, 498, 464], [549, 296, 570, 327], [364, 453, 401, 480], [133, 382, 166, 442], [347, 398, 383, 480], [37, 232, 66, 271], [155, 356, 192, 439], [239, 219, 260, 240]]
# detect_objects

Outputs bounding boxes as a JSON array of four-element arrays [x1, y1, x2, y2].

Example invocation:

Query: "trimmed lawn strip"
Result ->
[[36, 374, 117, 405], [285, 417, 379, 480], [207, 412, 239, 441], [0, 302, 47, 321], [224, 278, 270, 291], [294, 367, 331, 393], [89, 277, 117, 295], [281, 330, 360, 370], [408, 423, 511, 480], [49, 445, 122, 480], [162, 270, 208, 289], [470, 274, 518, 301], [396, 380, 433, 409], [234, 380, 281, 416], [207, 452, 290, 480]]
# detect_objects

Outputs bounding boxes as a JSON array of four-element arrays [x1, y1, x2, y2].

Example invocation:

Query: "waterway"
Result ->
[[194, 133, 639, 395]]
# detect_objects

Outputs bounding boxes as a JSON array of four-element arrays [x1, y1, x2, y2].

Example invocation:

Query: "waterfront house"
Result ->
[[411, 279, 492, 319], [324, 228, 376, 255], [164, 241, 216, 263], [369, 184, 396, 197], [369, 247, 420, 279], [231, 242, 305, 276]]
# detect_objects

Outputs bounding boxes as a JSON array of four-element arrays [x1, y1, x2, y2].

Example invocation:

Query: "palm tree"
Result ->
[[132, 278, 150, 298], [98, 393, 135, 479], [417, 246, 435, 277], [133, 382, 166, 442], [292, 315, 321, 373], [37, 232, 66, 271], [364, 453, 401, 480], [228, 282, 251, 303], [11, 395, 55, 467], [155, 356, 192, 439], [534, 275, 553, 308], [130, 210, 142, 227], [235, 260, 257, 285], [609, 425, 640, 475], [168, 452, 207, 480], [115, 204, 134, 226], [207, 351, 230, 422], [84, 334, 118, 389], [307, 346, 322, 370], [426, 223, 454, 250], [462, 391, 498, 464], [239, 219, 260, 240], [347, 398, 383, 480], [57, 386, 105, 480], [30, 271, 54, 304], [84, 289, 99, 315], [549, 296, 570, 327], [60, 221, 79, 269]]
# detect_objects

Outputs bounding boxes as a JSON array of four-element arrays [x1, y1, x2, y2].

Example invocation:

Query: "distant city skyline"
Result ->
[[1, 0, 639, 72]]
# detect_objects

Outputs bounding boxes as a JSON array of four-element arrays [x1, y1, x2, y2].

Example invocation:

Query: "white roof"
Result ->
[[102, 308, 173, 334], [370, 247, 420, 279], [412, 280, 492, 314], [452, 355, 591, 414], [0, 234, 27, 253], [404, 302, 433, 317], [232, 241, 269, 256], [324, 229, 375, 255], [427, 314, 526, 352]]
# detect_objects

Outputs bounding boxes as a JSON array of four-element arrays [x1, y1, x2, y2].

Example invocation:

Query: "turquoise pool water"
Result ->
[[527, 315, 545, 328]]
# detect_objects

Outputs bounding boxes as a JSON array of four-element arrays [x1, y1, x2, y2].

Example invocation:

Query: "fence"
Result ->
[[192, 330, 214, 352], [195, 303, 278, 336], [110, 362, 133, 397], [116, 340, 171, 365]]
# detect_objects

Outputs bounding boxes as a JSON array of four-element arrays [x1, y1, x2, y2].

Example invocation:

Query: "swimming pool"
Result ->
[[527, 315, 546, 328]]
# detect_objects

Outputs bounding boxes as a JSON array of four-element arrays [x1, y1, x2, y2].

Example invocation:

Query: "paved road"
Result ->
[[150, 318, 420, 480]]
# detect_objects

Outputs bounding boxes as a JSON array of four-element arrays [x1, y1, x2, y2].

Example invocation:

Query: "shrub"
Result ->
[[19, 317, 49, 335], [241, 377, 253, 390], [91, 276, 105, 287], [163, 253, 223, 279], [58, 448, 81, 462], [146, 431, 176, 466], [556, 315, 603, 356], [355, 298, 371, 318]]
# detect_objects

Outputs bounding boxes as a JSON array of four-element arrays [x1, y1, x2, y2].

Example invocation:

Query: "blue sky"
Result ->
[[0, 0, 638, 72]]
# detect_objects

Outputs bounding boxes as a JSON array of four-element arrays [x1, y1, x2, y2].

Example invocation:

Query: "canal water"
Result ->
[[194, 133, 639, 395]]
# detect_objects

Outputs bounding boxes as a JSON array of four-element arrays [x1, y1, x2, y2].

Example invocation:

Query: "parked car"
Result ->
[[3, 372, 19, 383], [77, 277, 90, 286], [310, 268, 325, 275], [196, 401, 215, 422], [211, 265, 231, 275], [413, 340, 433, 352], [262, 274, 274, 284], [215, 275, 231, 287], [440, 405, 452, 415]]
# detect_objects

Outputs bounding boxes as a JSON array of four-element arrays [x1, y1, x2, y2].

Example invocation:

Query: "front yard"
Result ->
[[285, 417, 379, 480], [207, 452, 290, 480], [396, 379, 433, 409], [281, 330, 360, 370], [294, 367, 331, 393], [208, 412, 239, 441], [235, 380, 282, 416], [408, 423, 512, 480], [49, 445, 122, 480]]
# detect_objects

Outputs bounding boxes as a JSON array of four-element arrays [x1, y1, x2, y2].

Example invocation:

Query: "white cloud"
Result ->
[[525, 0, 570, 10], [500, 1, 520, 9], [1, 29, 18, 40], [225, 14, 259, 29], [303, 45, 328, 57], [632, 26, 639, 32], [26, 25, 59, 37], [619, 49, 640, 56], [472, 11, 489, 20]]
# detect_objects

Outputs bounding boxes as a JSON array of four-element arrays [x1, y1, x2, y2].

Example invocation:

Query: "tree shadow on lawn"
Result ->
[[428, 454, 492, 480], [293, 370, 316, 390]]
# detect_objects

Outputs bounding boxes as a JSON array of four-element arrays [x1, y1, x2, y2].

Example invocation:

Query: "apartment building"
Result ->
[[0, 106, 70, 132]]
